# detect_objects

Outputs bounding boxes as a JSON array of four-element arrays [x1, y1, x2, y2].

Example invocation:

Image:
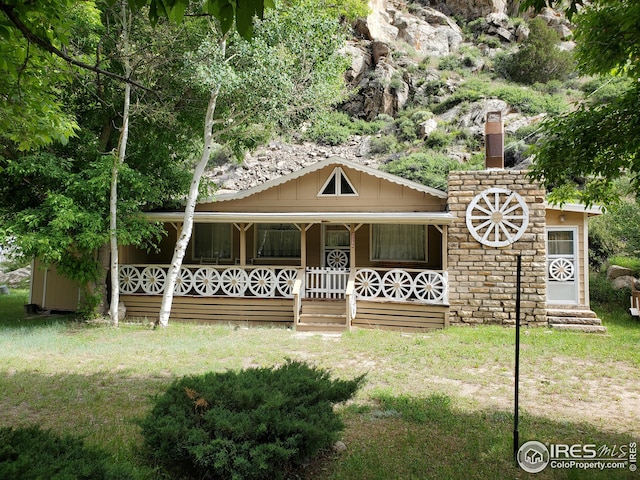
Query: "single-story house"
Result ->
[[30, 116, 605, 332]]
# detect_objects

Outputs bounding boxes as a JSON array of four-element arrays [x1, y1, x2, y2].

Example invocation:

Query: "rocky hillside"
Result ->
[[208, 0, 576, 193]]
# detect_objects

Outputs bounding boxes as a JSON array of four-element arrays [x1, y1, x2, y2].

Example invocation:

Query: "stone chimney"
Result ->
[[485, 111, 504, 169]]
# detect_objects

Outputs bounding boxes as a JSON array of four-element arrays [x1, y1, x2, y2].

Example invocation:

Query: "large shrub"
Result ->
[[501, 18, 575, 84], [140, 360, 364, 480], [0, 426, 134, 480]]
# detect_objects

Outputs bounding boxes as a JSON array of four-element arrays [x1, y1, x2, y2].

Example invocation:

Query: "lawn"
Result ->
[[0, 289, 638, 479]]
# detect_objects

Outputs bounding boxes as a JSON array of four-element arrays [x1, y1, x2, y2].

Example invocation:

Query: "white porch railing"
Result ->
[[118, 265, 448, 305], [118, 265, 299, 298]]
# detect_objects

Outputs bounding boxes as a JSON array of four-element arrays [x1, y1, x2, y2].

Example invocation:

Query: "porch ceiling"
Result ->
[[145, 211, 455, 225]]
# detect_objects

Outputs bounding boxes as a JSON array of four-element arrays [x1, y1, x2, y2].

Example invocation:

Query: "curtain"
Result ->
[[193, 224, 232, 259], [256, 224, 301, 258], [372, 224, 426, 261]]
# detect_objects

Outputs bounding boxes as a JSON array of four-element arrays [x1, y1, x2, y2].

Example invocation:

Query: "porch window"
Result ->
[[193, 223, 232, 261], [371, 224, 426, 262], [256, 224, 301, 258]]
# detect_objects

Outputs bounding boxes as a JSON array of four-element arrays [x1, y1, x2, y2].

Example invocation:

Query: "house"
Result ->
[[29, 115, 605, 331]]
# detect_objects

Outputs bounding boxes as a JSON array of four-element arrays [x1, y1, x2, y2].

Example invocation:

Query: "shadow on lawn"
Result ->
[[315, 393, 638, 480]]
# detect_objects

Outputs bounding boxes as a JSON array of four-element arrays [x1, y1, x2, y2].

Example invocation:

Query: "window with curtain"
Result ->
[[256, 224, 301, 258], [193, 224, 232, 260], [371, 224, 426, 261]]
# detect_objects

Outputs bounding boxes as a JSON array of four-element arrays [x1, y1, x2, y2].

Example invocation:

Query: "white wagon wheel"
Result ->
[[193, 268, 220, 296], [174, 268, 194, 296], [276, 269, 297, 297], [466, 187, 529, 248], [221, 267, 248, 296], [248, 268, 276, 297], [326, 249, 349, 269], [354, 268, 382, 299], [141, 266, 166, 294], [549, 258, 574, 281], [119, 266, 141, 294], [382, 269, 413, 301], [413, 271, 446, 303]]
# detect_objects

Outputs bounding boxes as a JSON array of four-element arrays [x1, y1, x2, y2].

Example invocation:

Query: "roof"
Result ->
[[211, 156, 448, 202], [544, 202, 603, 216]]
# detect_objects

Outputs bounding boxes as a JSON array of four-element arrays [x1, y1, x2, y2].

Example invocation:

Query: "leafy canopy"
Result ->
[[526, 0, 640, 206]]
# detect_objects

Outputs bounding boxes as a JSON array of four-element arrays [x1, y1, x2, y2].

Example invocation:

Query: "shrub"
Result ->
[[140, 360, 364, 480], [589, 273, 630, 306], [502, 18, 575, 84], [0, 426, 134, 480], [609, 256, 640, 277], [369, 135, 398, 155], [304, 111, 352, 145]]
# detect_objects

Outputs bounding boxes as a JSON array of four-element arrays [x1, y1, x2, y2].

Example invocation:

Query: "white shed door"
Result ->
[[547, 228, 578, 304]]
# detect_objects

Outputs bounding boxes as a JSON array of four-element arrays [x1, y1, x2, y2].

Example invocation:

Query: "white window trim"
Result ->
[[317, 167, 359, 197], [546, 226, 579, 305]]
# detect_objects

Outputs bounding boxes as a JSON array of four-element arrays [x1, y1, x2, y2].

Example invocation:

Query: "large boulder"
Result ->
[[427, 0, 508, 20], [607, 265, 634, 281], [392, 7, 463, 57], [0, 267, 31, 288]]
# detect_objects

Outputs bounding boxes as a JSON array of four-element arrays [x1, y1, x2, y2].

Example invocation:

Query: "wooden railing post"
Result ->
[[345, 269, 357, 331], [292, 268, 305, 329]]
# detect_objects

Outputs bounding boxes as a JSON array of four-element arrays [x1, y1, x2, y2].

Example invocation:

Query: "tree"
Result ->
[[525, 0, 640, 206], [158, 1, 360, 325], [502, 17, 574, 84]]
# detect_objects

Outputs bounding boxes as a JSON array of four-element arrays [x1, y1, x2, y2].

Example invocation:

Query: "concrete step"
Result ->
[[549, 324, 608, 333], [546, 308, 598, 318], [547, 316, 603, 326]]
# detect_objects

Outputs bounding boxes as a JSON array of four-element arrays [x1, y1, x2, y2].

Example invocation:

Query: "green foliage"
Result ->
[[140, 360, 364, 480], [380, 151, 482, 191], [0, 426, 135, 480], [609, 256, 640, 277], [589, 273, 630, 307], [424, 130, 453, 151], [369, 135, 398, 155], [501, 18, 575, 84], [589, 197, 640, 266], [304, 111, 388, 146], [580, 76, 635, 105]]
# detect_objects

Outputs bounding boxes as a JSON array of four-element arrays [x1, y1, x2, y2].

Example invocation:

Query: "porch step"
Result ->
[[296, 322, 346, 333], [297, 300, 347, 332], [547, 308, 607, 333]]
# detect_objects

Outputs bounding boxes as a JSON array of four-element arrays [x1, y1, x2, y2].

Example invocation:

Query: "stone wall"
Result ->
[[447, 170, 547, 326]]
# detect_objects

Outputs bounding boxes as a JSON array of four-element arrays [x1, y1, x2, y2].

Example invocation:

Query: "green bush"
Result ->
[[589, 274, 630, 306], [609, 256, 640, 277], [369, 135, 398, 155], [501, 18, 575, 84], [140, 360, 364, 480], [304, 111, 352, 145], [0, 426, 134, 480]]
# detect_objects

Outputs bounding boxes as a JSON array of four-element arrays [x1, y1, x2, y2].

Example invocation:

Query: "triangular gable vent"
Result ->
[[318, 167, 358, 197]]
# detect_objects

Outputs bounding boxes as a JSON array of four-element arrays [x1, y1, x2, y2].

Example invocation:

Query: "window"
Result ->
[[547, 230, 574, 255], [371, 224, 426, 262], [193, 224, 232, 260], [318, 167, 358, 196], [256, 224, 301, 258]]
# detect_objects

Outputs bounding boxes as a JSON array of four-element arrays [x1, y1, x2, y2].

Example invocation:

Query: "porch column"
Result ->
[[300, 223, 307, 269], [349, 223, 356, 269], [442, 224, 448, 271]]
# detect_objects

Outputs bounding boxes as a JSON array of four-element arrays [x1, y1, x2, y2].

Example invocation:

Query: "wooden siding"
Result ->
[[197, 165, 446, 213], [30, 259, 81, 311], [353, 300, 448, 332], [121, 295, 294, 326]]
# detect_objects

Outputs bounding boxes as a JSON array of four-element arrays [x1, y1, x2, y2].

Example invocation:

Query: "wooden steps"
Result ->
[[296, 300, 347, 333], [547, 307, 607, 333]]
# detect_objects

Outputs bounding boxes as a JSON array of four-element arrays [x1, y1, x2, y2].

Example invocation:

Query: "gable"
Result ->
[[197, 158, 447, 213]]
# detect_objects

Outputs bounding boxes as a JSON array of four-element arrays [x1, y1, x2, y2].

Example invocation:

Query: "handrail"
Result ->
[[292, 268, 305, 329], [345, 269, 357, 331]]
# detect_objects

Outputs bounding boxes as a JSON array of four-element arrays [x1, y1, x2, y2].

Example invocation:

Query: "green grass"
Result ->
[[1, 289, 639, 479]]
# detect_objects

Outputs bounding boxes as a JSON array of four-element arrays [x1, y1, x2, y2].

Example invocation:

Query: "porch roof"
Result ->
[[146, 211, 455, 225]]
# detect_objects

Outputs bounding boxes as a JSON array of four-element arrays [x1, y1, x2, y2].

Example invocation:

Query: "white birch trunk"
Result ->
[[109, 1, 132, 326], [158, 39, 226, 326]]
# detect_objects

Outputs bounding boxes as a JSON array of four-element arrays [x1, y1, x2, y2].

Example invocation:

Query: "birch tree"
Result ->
[[157, 2, 357, 325]]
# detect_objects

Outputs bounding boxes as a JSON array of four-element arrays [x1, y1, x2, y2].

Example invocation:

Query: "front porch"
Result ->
[[118, 264, 450, 331]]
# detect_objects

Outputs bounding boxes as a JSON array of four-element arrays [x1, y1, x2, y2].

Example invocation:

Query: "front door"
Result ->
[[546, 228, 578, 304], [322, 225, 350, 269]]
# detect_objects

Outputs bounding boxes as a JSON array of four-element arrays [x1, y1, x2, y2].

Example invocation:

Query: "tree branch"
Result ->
[[0, 1, 154, 93]]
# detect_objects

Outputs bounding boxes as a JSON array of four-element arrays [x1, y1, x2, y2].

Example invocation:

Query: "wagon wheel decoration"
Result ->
[[466, 187, 529, 248], [413, 271, 446, 303], [382, 269, 413, 301], [119, 266, 141, 294], [174, 268, 194, 296], [276, 269, 297, 297], [193, 268, 220, 296], [221, 267, 248, 296], [548, 258, 574, 281], [248, 268, 276, 297], [326, 249, 349, 269], [141, 266, 166, 294], [354, 269, 382, 299]]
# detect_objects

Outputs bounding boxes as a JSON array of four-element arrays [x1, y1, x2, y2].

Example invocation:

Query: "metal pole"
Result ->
[[513, 254, 522, 461]]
